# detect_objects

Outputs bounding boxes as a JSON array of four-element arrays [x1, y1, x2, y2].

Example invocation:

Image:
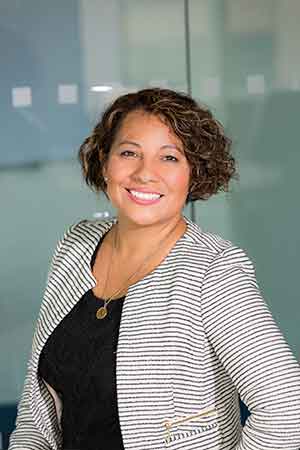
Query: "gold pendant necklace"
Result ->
[[95, 225, 118, 320], [95, 218, 184, 320], [96, 306, 108, 320]]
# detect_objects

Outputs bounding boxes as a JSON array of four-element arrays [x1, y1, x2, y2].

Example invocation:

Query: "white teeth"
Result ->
[[129, 189, 161, 200]]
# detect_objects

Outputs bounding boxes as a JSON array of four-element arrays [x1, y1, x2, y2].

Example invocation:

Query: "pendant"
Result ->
[[96, 306, 107, 320]]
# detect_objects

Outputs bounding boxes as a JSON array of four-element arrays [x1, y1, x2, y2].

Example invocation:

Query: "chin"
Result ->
[[118, 210, 170, 228]]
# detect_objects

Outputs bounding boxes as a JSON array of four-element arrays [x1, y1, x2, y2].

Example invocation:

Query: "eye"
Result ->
[[163, 155, 179, 162], [120, 150, 138, 158]]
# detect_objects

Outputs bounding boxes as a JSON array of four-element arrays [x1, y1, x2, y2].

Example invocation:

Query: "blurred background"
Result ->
[[1, 0, 300, 446]]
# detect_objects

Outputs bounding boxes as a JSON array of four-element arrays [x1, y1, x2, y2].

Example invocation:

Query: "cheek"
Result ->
[[106, 159, 127, 181], [166, 167, 190, 193]]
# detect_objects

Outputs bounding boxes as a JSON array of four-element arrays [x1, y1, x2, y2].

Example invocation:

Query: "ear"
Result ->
[[102, 163, 107, 179]]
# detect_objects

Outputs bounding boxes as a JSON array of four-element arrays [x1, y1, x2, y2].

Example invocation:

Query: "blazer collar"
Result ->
[[81, 214, 201, 285]]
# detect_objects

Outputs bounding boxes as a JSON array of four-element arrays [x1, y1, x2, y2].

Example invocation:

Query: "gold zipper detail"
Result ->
[[164, 406, 217, 434]]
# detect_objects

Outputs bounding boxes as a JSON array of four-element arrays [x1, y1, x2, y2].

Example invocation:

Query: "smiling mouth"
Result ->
[[125, 188, 164, 201]]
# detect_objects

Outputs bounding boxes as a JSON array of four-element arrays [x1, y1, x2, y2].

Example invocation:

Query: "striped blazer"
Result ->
[[9, 216, 300, 450]]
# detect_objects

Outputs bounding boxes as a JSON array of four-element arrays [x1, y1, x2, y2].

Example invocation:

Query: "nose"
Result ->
[[131, 158, 157, 184]]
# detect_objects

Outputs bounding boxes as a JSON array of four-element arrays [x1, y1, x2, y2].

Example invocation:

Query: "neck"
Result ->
[[111, 214, 187, 260]]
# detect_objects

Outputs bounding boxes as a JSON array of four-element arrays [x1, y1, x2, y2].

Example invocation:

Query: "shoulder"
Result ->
[[45, 218, 114, 285], [185, 217, 234, 255], [47, 219, 114, 271], [185, 218, 254, 273], [56, 218, 113, 249]]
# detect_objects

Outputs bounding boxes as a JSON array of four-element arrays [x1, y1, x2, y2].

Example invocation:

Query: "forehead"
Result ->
[[114, 110, 182, 145]]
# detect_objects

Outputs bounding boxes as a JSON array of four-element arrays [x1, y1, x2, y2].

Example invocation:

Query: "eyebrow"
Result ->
[[118, 140, 184, 154]]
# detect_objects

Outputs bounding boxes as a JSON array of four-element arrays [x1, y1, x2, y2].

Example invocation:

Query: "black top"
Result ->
[[38, 233, 125, 450]]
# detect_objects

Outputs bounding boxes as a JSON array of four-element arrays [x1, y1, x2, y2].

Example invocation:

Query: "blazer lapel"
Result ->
[[30, 219, 116, 448]]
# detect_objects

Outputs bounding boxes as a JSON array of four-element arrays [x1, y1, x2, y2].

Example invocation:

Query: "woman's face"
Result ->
[[103, 110, 191, 228]]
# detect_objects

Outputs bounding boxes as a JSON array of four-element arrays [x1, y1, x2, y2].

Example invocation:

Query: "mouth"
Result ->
[[125, 188, 164, 204], [126, 188, 163, 199]]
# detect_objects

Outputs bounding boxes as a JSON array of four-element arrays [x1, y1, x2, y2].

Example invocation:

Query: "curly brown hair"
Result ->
[[78, 87, 236, 203]]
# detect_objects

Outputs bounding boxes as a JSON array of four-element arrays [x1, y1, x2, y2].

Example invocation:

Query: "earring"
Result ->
[[104, 176, 108, 182]]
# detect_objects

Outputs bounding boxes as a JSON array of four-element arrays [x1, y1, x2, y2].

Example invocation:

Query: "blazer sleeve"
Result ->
[[8, 223, 80, 450], [201, 245, 300, 450], [8, 362, 52, 450]]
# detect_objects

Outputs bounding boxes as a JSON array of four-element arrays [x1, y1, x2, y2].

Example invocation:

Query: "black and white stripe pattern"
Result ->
[[9, 216, 300, 450]]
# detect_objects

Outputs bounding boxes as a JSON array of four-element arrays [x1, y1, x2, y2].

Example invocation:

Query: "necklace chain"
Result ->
[[95, 219, 183, 319]]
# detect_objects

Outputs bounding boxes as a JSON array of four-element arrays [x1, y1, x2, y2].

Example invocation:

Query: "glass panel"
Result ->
[[0, 0, 188, 405], [119, 0, 187, 89], [189, 0, 300, 356]]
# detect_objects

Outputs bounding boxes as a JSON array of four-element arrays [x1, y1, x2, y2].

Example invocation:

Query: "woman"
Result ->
[[9, 88, 300, 450]]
